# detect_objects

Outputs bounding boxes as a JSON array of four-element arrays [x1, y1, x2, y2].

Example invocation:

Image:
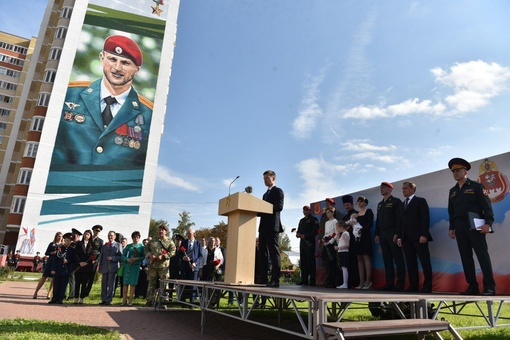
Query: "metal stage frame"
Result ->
[[157, 279, 510, 339]]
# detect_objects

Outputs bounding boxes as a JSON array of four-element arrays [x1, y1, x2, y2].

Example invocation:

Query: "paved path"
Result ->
[[0, 281, 299, 339]]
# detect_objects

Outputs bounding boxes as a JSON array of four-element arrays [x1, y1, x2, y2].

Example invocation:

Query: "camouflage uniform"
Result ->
[[145, 237, 176, 303]]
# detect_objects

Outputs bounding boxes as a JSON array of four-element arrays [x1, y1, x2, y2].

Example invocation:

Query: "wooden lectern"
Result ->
[[218, 192, 272, 284]]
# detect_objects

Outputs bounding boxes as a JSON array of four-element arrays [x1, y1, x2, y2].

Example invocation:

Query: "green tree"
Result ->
[[279, 233, 291, 251], [148, 218, 169, 238], [171, 211, 195, 238], [211, 221, 228, 247]]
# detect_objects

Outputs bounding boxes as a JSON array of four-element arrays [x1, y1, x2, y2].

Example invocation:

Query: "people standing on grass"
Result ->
[[98, 231, 122, 306], [74, 229, 94, 304], [49, 233, 77, 304]]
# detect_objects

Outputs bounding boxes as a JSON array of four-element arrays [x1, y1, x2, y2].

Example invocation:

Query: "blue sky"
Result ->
[[2, 1, 510, 251]]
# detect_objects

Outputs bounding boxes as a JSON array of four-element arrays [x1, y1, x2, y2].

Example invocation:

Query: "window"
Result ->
[[0, 122, 6, 131], [43, 70, 56, 83], [0, 41, 27, 55], [17, 169, 32, 185], [54, 27, 67, 40], [0, 67, 21, 78], [24, 142, 39, 157], [60, 7, 73, 19], [0, 108, 10, 117], [0, 53, 24, 67], [49, 47, 62, 60], [11, 196, 26, 214], [0, 94, 13, 104], [37, 92, 50, 107], [30, 116, 44, 131], [0, 80, 17, 91]]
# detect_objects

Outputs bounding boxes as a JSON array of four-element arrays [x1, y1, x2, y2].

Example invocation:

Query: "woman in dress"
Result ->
[[353, 196, 374, 289], [33, 232, 62, 299], [74, 229, 94, 304], [121, 231, 144, 306]]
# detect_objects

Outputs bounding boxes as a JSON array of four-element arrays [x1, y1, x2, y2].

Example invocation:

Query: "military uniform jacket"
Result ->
[[51, 245, 77, 276], [145, 237, 176, 269], [448, 178, 494, 230], [297, 215, 319, 242], [375, 195, 402, 236], [51, 79, 153, 168], [91, 236, 103, 259]]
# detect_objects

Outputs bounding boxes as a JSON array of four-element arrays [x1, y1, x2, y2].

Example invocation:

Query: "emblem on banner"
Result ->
[[477, 158, 510, 203], [151, 0, 164, 16], [313, 202, 322, 215]]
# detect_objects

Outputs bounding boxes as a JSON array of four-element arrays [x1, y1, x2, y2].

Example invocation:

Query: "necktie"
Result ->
[[101, 96, 117, 127], [404, 198, 410, 210]]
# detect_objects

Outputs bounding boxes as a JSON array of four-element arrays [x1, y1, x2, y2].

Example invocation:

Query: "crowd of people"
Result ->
[[294, 157, 496, 296], [25, 223, 227, 306]]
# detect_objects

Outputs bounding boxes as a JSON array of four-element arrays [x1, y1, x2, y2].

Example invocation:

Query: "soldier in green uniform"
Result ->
[[145, 224, 176, 306], [51, 35, 152, 168], [448, 157, 496, 296]]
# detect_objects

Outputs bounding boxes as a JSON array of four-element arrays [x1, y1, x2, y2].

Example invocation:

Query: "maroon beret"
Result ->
[[380, 182, 393, 189], [103, 35, 142, 66], [325, 198, 336, 205], [302, 205, 311, 210]]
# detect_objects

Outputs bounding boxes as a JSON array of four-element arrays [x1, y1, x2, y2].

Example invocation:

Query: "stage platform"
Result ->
[[157, 279, 510, 339]]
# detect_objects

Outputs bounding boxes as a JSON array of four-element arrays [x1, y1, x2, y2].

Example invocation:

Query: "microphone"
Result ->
[[244, 186, 253, 194], [228, 176, 240, 196]]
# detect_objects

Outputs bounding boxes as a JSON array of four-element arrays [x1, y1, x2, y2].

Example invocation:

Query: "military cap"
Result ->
[[380, 182, 394, 189], [448, 157, 471, 171], [302, 205, 311, 210], [341, 195, 354, 204], [63, 232, 73, 240], [103, 35, 142, 66], [92, 225, 103, 231], [325, 198, 336, 205], [158, 224, 169, 231], [71, 228, 82, 236], [174, 234, 184, 241]]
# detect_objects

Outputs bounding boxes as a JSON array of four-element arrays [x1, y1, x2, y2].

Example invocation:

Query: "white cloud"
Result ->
[[291, 69, 327, 139], [156, 165, 200, 191], [342, 139, 397, 152], [433, 61, 510, 114], [342, 60, 510, 120]]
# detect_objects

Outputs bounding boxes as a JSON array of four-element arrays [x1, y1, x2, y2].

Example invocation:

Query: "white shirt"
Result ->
[[324, 219, 337, 238], [100, 81, 131, 118]]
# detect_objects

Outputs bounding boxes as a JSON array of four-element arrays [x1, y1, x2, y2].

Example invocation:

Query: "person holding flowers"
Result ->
[[200, 237, 224, 282], [144, 224, 175, 306], [121, 231, 144, 306]]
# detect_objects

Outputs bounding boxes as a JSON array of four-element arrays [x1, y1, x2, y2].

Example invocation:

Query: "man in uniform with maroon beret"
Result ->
[[50, 34, 152, 168]]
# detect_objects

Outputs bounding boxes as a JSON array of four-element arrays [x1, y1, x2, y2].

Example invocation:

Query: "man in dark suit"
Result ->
[[180, 228, 203, 302], [258, 170, 285, 288], [396, 181, 433, 293], [98, 230, 122, 305]]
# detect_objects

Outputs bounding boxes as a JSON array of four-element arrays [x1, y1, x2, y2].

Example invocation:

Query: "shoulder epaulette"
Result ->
[[138, 94, 154, 110], [68, 80, 92, 88]]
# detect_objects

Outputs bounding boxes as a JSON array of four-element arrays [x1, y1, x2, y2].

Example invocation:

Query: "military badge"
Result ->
[[477, 158, 510, 203], [64, 111, 74, 121], [65, 102, 80, 110], [151, 0, 164, 16], [115, 46, 123, 54], [132, 101, 139, 108], [114, 136, 123, 145], [74, 114, 85, 123]]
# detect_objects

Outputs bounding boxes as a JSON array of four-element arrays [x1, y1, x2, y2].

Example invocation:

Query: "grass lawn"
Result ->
[[4, 271, 510, 339]]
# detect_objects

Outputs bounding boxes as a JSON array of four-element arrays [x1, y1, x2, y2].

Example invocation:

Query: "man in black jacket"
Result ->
[[258, 170, 284, 288], [296, 205, 319, 286]]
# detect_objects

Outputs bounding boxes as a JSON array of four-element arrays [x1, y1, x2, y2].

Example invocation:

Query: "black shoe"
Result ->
[[98, 301, 106, 305], [481, 289, 496, 296], [48, 300, 57, 304], [419, 288, 432, 293], [460, 288, 479, 295], [309, 282, 316, 287], [266, 281, 280, 288]]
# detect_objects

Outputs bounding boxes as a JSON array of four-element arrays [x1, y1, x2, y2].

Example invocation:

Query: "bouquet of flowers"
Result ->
[[210, 259, 221, 266], [179, 246, 193, 269]]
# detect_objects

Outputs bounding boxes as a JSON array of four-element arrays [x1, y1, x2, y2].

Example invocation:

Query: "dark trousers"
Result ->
[[380, 232, 405, 289], [135, 268, 148, 298], [67, 270, 76, 298], [85, 262, 98, 297], [75, 271, 91, 299], [455, 227, 495, 291], [52, 275, 70, 303], [402, 240, 433, 291], [259, 231, 281, 283], [322, 244, 337, 287], [299, 239, 316, 285], [180, 269, 199, 302]]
